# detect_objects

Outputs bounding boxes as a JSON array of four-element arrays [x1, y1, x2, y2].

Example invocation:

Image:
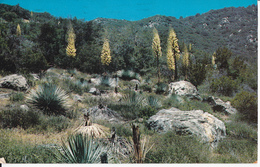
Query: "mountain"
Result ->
[[0, 3, 257, 74]]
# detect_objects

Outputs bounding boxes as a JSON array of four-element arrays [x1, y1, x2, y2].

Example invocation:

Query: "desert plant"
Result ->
[[140, 84, 152, 92], [122, 91, 145, 107], [210, 76, 238, 96], [0, 129, 58, 163], [155, 82, 168, 94], [146, 95, 162, 109], [145, 131, 210, 163], [138, 106, 158, 120], [231, 91, 257, 124], [0, 107, 40, 129], [42, 115, 71, 132], [27, 82, 69, 115], [120, 70, 140, 81], [100, 76, 113, 87], [75, 123, 110, 138], [9, 92, 25, 101], [55, 133, 110, 163], [64, 79, 89, 95]]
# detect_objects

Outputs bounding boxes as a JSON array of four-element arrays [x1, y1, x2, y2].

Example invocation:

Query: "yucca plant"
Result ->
[[55, 133, 110, 163], [100, 76, 113, 87], [122, 91, 145, 107], [146, 95, 162, 109], [27, 82, 68, 115]]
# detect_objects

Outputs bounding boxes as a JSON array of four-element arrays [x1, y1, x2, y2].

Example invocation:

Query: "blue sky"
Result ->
[[1, 0, 257, 21]]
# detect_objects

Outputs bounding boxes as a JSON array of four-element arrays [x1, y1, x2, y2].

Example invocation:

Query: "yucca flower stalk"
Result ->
[[27, 82, 68, 115]]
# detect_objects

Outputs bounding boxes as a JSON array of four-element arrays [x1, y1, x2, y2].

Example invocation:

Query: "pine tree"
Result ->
[[101, 38, 111, 66], [66, 22, 76, 57], [16, 24, 21, 36], [152, 28, 162, 83], [166, 27, 180, 81], [182, 44, 190, 80]]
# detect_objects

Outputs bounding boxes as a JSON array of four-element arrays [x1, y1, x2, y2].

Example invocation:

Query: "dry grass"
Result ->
[[0, 128, 69, 146], [75, 123, 110, 138]]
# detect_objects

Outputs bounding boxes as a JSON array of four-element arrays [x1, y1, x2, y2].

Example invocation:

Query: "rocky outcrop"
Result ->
[[0, 74, 29, 91], [168, 81, 202, 100], [147, 107, 226, 147], [203, 96, 237, 115], [0, 157, 6, 163], [83, 106, 125, 124], [0, 93, 11, 99], [89, 87, 101, 95]]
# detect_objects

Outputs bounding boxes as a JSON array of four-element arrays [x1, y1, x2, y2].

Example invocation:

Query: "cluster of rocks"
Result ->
[[0, 73, 238, 148], [203, 96, 237, 115], [82, 105, 125, 124]]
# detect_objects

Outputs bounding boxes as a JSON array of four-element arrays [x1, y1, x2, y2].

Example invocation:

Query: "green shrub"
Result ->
[[214, 138, 257, 163], [120, 70, 140, 80], [140, 84, 152, 92], [64, 79, 89, 95], [210, 76, 238, 96], [225, 121, 257, 140], [138, 106, 158, 120], [146, 95, 162, 109], [10, 92, 25, 101], [100, 76, 113, 87], [231, 91, 257, 124], [40, 115, 71, 132], [27, 82, 68, 115], [145, 131, 210, 163], [155, 82, 168, 94], [0, 129, 58, 163], [0, 107, 40, 129]]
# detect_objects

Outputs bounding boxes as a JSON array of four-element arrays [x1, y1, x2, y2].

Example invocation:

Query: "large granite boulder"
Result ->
[[147, 107, 226, 147], [168, 81, 202, 100], [83, 106, 125, 124], [0, 74, 29, 91], [203, 96, 237, 115]]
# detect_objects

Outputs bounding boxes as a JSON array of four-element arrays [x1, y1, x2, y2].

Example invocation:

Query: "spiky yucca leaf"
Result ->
[[56, 133, 109, 163], [122, 91, 145, 107], [146, 95, 162, 108], [27, 82, 68, 115]]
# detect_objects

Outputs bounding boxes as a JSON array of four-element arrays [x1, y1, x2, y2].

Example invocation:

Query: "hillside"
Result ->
[[0, 4, 257, 70], [0, 3, 258, 164]]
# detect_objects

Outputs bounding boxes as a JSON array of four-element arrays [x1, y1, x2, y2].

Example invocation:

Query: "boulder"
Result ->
[[20, 104, 29, 112], [168, 81, 202, 100], [0, 93, 11, 99], [90, 78, 101, 85], [0, 74, 29, 91], [84, 106, 125, 124], [89, 87, 101, 95], [130, 79, 140, 85], [204, 96, 237, 115], [73, 94, 83, 102], [0, 157, 6, 163], [147, 107, 226, 147]]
